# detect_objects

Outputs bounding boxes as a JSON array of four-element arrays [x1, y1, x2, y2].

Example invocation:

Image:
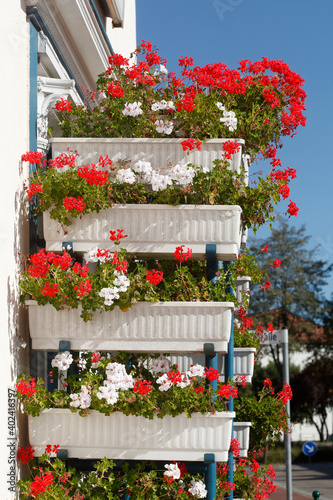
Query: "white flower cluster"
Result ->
[[116, 167, 137, 184], [156, 372, 190, 391], [156, 363, 205, 392], [99, 275, 130, 306], [187, 364, 205, 378], [188, 479, 207, 498], [51, 351, 73, 371], [114, 160, 196, 191], [122, 101, 143, 117], [216, 102, 238, 131], [169, 163, 196, 185], [154, 119, 174, 135], [84, 247, 113, 263], [164, 462, 181, 480], [151, 99, 175, 111], [69, 385, 91, 409], [153, 64, 168, 76], [96, 362, 134, 405], [149, 355, 171, 374]]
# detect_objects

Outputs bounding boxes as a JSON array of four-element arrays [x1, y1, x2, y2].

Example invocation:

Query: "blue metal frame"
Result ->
[[224, 261, 234, 500]]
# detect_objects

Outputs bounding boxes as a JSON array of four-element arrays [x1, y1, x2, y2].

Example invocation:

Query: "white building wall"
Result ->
[[106, 0, 136, 58], [0, 3, 31, 498]]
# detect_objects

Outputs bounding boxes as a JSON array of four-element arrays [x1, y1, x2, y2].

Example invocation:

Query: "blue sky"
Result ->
[[136, 0, 333, 297]]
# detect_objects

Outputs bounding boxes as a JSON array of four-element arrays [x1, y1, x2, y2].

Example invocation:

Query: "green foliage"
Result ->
[[17, 455, 205, 499], [234, 383, 289, 454], [16, 352, 237, 418], [29, 156, 284, 232]]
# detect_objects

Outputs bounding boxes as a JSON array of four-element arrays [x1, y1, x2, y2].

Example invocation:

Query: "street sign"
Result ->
[[302, 441, 317, 456], [261, 330, 282, 345], [260, 329, 288, 346]]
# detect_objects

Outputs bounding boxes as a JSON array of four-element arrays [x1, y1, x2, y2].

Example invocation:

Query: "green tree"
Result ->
[[291, 356, 333, 441], [248, 220, 332, 378]]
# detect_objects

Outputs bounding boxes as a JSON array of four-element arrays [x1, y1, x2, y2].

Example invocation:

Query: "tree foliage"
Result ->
[[248, 220, 332, 342]]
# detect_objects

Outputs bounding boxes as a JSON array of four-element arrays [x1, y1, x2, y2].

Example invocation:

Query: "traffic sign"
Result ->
[[302, 441, 317, 456]]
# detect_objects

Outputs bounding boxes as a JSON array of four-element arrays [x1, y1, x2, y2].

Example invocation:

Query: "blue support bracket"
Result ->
[[57, 449, 68, 460], [59, 341, 70, 352], [204, 343, 215, 356], [206, 244, 218, 282], [223, 261, 234, 500], [204, 453, 216, 500]]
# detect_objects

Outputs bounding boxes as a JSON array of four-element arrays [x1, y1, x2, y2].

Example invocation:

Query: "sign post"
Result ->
[[261, 328, 292, 500], [303, 441, 317, 463]]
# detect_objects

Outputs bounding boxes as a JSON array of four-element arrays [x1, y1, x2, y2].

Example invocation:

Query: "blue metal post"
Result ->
[[224, 261, 234, 500], [204, 245, 218, 499], [204, 454, 216, 500]]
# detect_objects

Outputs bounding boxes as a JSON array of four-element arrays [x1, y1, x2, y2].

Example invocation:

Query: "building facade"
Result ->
[[0, 1, 136, 496]]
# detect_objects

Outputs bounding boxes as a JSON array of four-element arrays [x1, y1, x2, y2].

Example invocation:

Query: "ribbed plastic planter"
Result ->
[[42, 204, 243, 259], [235, 276, 251, 303], [49, 137, 245, 174], [169, 347, 256, 385], [233, 422, 252, 458], [29, 409, 235, 461], [27, 300, 234, 353]]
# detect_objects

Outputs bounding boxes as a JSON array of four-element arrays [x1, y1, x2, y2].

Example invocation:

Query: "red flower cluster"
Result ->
[[106, 81, 124, 97], [180, 138, 202, 151], [174, 245, 192, 262], [146, 269, 163, 285], [16, 378, 37, 397], [55, 98, 72, 113], [112, 252, 128, 273], [278, 383, 293, 405], [77, 165, 109, 186], [51, 152, 76, 169], [44, 444, 60, 454], [222, 140, 240, 160], [218, 384, 238, 399], [229, 437, 241, 457], [272, 258, 281, 268], [17, 445, 35, 464], [21, 151, 43, 164], [205, 367, 220, 381], [110, 229, 128, 244], [73, 262, 89, 277], [30, 471, 54, 498], [74, 279, 92, 297], [27, 249, 72, 278], [63, 195, 86, 212], [133, 380, 153, 395], [98, 154, 113, 169], [26, 182, 43, 199], [287, 201, 299, 216], [41, 282, 59, 297]]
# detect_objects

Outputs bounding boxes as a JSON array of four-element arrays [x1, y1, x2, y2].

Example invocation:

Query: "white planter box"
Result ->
[[27, 300, 234, 353], [233, 422, 252, 458], [169, 347, 256, 385], [29, 409, 235, 461], [43, 204, 243, 259], [49, 137, 245, 175], [235, 276, 251, 303]]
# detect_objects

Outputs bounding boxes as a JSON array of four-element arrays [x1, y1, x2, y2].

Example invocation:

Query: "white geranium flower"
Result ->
[[96, 380, 119, 405], [188, 479, 207, 498], [187, 364, 205, 378], [122, 101, 143, 117], [116, 168, 136, 184], [164, 462, 181, 480], [51, 351, 73, 371], [69, 385, 91, 409], [149, 355, 171, 374]]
